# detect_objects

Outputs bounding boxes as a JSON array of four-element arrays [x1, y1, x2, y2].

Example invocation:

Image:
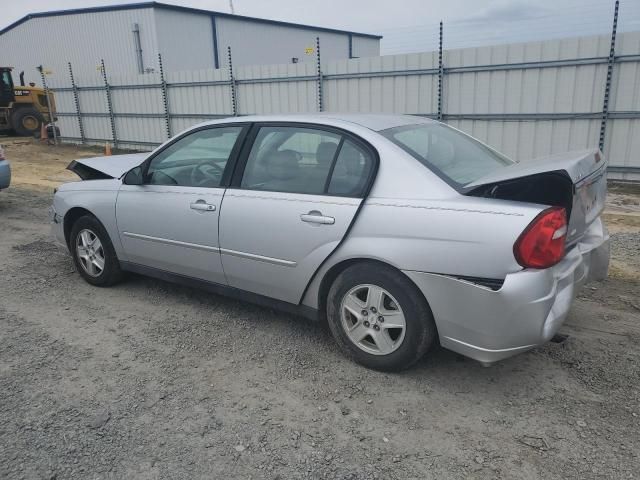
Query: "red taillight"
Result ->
[[514, 207, 567, 269]]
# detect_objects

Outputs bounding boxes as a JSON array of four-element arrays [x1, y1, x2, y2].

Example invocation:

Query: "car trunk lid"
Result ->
[[67, 153, 147, 180], [466, 148, 607, 246]]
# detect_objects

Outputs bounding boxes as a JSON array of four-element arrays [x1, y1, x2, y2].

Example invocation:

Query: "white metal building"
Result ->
[[0, 2, 381, 81]]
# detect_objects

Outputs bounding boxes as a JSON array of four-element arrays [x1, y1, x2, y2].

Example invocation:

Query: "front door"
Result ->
[[219, 124, 376, 304], [116, 125, 247, 284]]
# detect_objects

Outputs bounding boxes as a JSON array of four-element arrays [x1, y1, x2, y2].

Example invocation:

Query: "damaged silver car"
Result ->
[[51, 114, 609, 370]]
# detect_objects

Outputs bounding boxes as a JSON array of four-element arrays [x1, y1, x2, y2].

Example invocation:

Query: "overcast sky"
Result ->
[[2, 0, 639, 53]]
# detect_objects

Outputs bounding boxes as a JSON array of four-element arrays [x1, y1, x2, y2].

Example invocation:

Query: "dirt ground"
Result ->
[[0, 136, 639, 479]]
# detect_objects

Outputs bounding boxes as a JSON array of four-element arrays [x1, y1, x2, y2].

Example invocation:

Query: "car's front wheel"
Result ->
[[70, 215, 123, 286], [327, 263, 436, 371]]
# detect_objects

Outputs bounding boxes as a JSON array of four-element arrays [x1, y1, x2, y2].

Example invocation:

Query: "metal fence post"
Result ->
[[158, 53, 172, 138], [437, 21, 444, 122], [227, 46, 238, 116], [599, 0, 619, 152], [316, 36, 324, 112], [100, 59, 118, 149], [68, 62, 85, 144], [37, 65, 58, 145]]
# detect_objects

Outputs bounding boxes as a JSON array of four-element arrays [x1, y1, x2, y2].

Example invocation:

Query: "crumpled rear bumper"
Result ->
[[403, 217, 610, 364]]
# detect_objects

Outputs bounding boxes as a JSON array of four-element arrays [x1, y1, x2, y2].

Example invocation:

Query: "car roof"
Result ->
[[199, 113, 436, 132]]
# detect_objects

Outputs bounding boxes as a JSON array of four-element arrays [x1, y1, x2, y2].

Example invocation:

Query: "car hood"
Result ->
[[67, 153, 148, 180]]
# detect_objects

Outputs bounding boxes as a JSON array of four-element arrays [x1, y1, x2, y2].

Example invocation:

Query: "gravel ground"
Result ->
[[1, 139, 639, 479], [611, 231, 640, 270]]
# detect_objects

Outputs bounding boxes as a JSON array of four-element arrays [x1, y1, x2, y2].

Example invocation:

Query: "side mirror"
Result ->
[[123, 166, 144, 185]]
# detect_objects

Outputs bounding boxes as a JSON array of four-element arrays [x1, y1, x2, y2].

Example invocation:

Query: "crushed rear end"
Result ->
[[406, 216, 609, 364], [465, 148, 608, 248], [407, 148, 610, 364]]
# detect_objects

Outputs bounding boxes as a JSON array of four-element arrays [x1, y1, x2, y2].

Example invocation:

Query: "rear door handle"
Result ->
[[300, 210, 335, 225], [190, 201, 216, 211]]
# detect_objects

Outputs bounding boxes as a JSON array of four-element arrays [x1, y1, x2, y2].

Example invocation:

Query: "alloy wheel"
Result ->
[[76, 229, 105, 277], [340, 284, 406, 355]]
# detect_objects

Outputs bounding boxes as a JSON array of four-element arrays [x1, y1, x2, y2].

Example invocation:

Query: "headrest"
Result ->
[[339, 142, 363, 173], [267, 150, 299, 180], [316, 142, 338, 167]]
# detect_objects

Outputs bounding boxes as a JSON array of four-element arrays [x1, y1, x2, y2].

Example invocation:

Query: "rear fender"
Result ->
[[300, 197, 543, 310]]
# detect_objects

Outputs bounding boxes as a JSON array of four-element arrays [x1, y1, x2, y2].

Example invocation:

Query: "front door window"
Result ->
[[146, 126, 243, 187]]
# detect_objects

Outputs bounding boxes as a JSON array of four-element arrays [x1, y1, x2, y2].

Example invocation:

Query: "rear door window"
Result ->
[[240, 125, 374, 197], [327, 140, 374, 196]]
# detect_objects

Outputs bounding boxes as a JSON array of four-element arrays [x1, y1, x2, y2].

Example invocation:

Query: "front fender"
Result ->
[[53, 181, 125, 260]]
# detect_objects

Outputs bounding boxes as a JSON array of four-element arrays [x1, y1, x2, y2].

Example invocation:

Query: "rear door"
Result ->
[[116, 124, 247, 284], [219, 123, 377, 304]]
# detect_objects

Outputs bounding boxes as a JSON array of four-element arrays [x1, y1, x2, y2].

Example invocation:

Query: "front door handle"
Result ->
[[190, 201, 216, 212], [300, 210, 335, 225]]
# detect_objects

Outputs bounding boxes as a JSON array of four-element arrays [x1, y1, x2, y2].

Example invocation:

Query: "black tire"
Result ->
[[327, 262, 436, 371], [69, 215, 123, 287], [11, 107, 44, 137]]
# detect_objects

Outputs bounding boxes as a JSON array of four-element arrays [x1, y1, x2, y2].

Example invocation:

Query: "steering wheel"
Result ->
[[190, 163, 225, 187], [149, 170, 178, 185]]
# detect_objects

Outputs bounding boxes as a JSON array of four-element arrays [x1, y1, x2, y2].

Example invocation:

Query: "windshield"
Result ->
[[381, 123, 514, 187]]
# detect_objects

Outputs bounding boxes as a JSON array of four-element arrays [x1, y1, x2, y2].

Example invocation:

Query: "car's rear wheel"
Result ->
[[326, 262, 436, 371], [70, 215, 123, 286]]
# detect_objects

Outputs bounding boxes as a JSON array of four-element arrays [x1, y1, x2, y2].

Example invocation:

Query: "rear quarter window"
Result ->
[[381, 123, 514, 188]]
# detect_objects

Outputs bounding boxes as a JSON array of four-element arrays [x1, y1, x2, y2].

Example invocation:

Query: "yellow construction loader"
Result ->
[[0, 67, 57, 137]]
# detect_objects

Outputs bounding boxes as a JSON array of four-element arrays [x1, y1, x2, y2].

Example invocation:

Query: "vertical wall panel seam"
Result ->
[[211, 15, 220, 69]]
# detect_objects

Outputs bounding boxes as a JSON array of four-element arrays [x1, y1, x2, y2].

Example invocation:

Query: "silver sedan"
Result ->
[[51, 114, 609, 371]]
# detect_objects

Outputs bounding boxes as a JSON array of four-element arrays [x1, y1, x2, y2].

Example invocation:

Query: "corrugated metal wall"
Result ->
[[0, 7, 380, 79], [215, 16, 361, 66], [443, 34, 611, 162], [234, 62, 318, 114], [323, 52, 440, 113], [51, 31, 640, 179], [352, 37, 381, 59], [154, 9, 215, 73], [0, 8, 159, 80], [606, 31, 640, 178], [165, 68, 234, 134]]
